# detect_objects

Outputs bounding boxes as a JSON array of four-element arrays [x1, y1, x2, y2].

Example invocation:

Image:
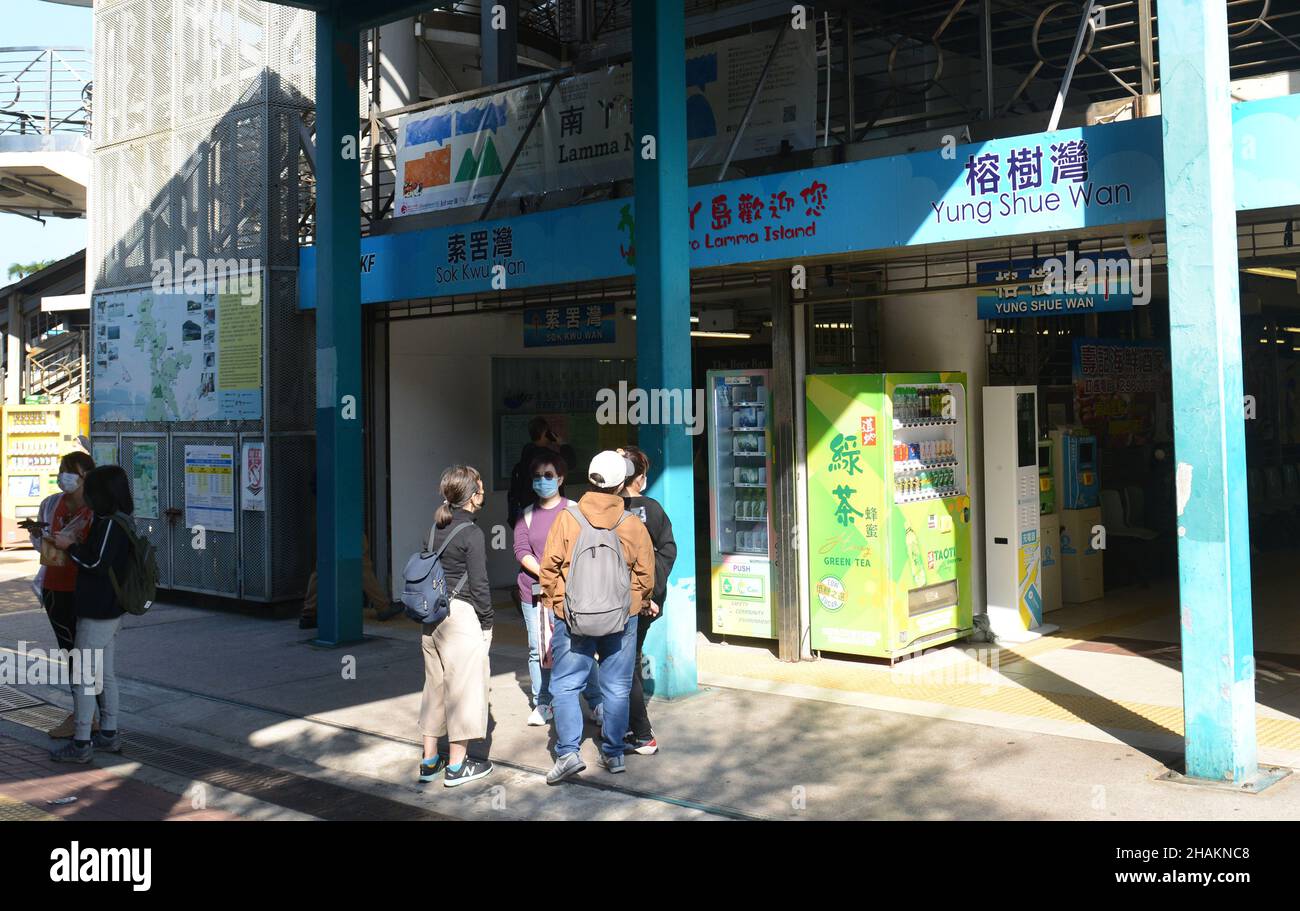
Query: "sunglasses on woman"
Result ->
[[533, 471, 559, 480]]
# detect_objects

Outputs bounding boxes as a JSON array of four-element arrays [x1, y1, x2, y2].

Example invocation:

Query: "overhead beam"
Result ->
[[0, 174, 74, 208]]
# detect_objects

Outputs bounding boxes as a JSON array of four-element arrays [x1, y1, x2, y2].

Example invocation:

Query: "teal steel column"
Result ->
[[1158, 1, 1257, 781], [313, 11, 364, 646], [632, 0, 696, 698]]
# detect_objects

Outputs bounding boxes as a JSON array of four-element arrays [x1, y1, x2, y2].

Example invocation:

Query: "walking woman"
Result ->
[[30, 451, 95, 739], [620, 445, 677, 756], [48, 465, 133, 763], [511, 453, 603, 726], [418, 465, 494, 787]]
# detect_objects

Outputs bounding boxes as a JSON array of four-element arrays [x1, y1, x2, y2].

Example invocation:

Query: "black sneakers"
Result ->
[[443, 757, 493, 788], [418, 754, 447, 783]]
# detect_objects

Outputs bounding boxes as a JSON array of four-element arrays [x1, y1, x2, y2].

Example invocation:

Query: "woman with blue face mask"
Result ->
[[511, 454, 603, 726]]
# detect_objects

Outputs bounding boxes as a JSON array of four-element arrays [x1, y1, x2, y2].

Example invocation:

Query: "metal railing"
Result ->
[[24, 329, 87, 405], [0, 47, 92, 138]]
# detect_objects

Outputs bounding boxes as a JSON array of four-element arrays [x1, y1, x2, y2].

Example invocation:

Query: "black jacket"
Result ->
[[429, 509, 492, 629], [622, 495, 677, 609], [67, 515, 131, 620]]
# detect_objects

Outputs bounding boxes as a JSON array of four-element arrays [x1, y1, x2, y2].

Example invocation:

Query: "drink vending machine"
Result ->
[[1, 404, 89, 548], [805, 373, 973, 660], [706, 369, 776, 639]]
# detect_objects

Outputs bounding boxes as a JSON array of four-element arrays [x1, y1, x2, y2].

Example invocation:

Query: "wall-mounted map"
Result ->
[[92, 279, 262, 422]]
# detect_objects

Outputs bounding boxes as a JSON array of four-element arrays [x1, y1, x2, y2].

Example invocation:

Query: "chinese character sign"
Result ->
[[1072, 338, 1169, 447], [523, 302, 616, 348]]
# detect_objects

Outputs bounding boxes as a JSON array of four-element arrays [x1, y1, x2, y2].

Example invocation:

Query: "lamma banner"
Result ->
[[394, 27, 815, 217]]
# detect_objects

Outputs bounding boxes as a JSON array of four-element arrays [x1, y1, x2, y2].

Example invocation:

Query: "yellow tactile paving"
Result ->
[[698, 627, 1300, 752], [0, 792, 60, 822]]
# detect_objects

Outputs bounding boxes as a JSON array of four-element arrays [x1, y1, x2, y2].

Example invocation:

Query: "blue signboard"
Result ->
[[300, 94, 1300, 309], [522, 301, 616, 347], [975, 252, 1137, 320]]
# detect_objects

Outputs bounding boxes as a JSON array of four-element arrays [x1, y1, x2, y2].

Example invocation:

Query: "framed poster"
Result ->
[[241, 441, 266, 512], [131, 442, 159, 519], [183, 445, 235, 532]]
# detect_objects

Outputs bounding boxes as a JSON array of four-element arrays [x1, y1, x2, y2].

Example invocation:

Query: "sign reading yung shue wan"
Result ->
[[975, 251, 1145, 320]]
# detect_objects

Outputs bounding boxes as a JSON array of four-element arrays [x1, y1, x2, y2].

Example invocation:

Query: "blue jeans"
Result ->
[[550, 614, 638, 758], [521, 602, 600, 708]]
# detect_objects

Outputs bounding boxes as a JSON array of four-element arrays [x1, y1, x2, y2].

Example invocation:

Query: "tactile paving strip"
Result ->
[[0, 793, 59, 822]]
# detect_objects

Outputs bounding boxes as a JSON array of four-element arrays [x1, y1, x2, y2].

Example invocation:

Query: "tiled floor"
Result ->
[[0, 733, 241, 821], [698, 556, 1300, 763]]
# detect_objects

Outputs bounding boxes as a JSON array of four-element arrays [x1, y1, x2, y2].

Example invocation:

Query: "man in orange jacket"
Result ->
[[540, 450, 654, 782]]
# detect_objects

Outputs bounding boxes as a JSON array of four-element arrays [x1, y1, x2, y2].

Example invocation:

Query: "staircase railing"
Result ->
[[24, 329, 86, 404]]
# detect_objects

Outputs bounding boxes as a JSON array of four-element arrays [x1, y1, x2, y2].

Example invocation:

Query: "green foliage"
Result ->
[[7, 260, 57, 280]]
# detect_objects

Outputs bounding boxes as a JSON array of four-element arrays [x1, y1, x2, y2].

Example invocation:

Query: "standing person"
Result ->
[[417, 465, 494, 787], [540, 451, 654, 782], [300, 534, 402, 629], [48, 466, 134, 763], [300, 470, 403, 629], [619, 445, 676, 756], [506, 417, 579, 527], [511, 453, 602, 726], [28, 451, 96, 739]]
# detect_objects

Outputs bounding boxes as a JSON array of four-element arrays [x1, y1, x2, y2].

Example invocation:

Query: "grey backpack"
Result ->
[[563, 503, 632, 637]]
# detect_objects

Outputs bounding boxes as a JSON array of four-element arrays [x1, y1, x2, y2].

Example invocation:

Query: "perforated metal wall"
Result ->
[[269, 432, 314, 600], [267, 269, 315, 432], [91, 0, 317, 602]]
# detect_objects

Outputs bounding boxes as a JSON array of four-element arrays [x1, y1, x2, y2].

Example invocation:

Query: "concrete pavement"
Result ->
[[1, 552, 1298, 820]]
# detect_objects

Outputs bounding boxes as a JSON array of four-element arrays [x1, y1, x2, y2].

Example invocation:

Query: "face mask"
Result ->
[[532, 477, 560, 498], [57, 473, 81, 493]]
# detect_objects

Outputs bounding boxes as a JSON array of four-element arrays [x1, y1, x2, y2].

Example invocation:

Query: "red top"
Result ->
[[43, 496, 93, 592]]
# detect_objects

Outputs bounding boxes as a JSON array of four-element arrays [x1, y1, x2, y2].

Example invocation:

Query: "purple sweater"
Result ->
[[513, 498, 572, 604]]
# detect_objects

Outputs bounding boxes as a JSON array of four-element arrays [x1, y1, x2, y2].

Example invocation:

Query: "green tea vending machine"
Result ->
[[707, 369, 776, 639], [805, 373, 974, 659]]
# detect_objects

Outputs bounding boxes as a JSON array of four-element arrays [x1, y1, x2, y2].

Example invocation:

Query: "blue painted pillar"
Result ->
[[480, 0, 518, 85], [1158, 1, 1258, 781], [313, 11, 364, 646], [632, 1, 696, 698]]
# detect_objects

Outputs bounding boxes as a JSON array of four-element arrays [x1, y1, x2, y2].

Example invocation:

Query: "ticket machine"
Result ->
[[1050, 429, 1099, 510], [983, 387, 1056, 640]]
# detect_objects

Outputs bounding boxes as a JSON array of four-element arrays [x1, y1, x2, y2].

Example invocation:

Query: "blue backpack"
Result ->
[[400, 522, 470, 625]]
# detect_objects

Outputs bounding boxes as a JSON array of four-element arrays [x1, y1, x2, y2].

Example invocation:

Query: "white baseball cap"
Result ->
[[588, 450, 632, 490]]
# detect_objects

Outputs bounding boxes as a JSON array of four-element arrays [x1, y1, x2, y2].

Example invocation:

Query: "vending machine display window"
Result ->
[[707, 370, 776, 639]]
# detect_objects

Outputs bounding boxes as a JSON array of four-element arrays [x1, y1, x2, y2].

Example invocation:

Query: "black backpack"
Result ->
[[106, 513, 159, 616]]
